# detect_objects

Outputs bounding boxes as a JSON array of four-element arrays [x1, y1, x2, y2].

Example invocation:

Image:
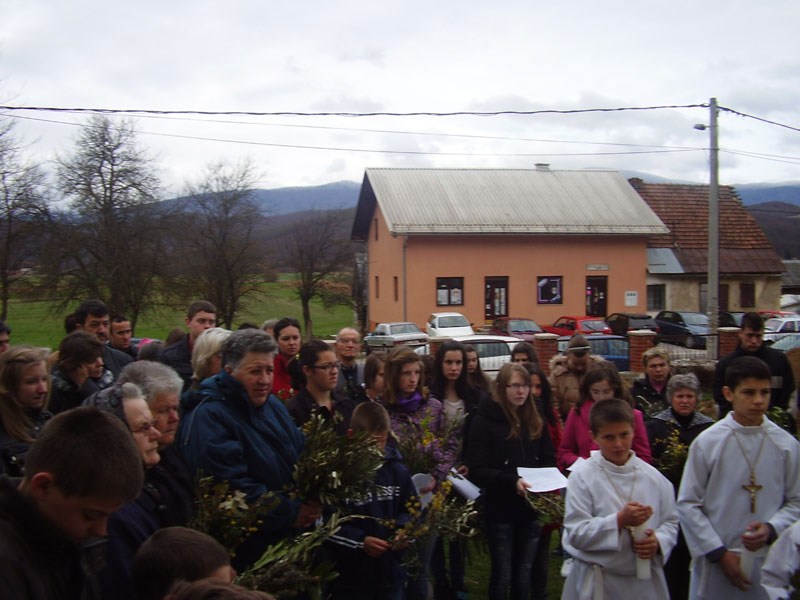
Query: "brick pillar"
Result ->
[[534, 333, 560, 376], [428, 336, 450, 358], [718, 327, 741, 357], [629, 330, 657, 373]]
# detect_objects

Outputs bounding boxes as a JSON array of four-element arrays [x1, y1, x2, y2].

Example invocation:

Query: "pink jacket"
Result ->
[[556, 399, 652, 470]]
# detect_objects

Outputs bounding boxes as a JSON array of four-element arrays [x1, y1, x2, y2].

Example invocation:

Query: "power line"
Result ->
[[719, 105, 800, 133]]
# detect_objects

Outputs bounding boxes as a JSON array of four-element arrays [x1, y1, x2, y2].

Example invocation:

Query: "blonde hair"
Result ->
[[0, 346, 51, 443], [493, 362, 542, 440], [191, 327, 232, 384]]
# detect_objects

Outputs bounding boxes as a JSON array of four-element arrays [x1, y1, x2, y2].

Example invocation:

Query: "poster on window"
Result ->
[[537, 276, 562, 304], [450, 287, 462, 305], [437, 288, 450, 305]]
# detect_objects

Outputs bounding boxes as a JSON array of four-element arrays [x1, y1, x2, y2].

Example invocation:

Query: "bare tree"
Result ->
[[0, 119, 49, 320], [168, 159, 271, 329], [284, 208, 356, 339], [40, 116, 166, 327]]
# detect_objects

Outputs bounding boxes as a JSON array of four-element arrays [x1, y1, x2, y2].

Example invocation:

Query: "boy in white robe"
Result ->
[[678, 356, 800, 600], [561, 399, 679, 600], [760, 520, 800, 600]]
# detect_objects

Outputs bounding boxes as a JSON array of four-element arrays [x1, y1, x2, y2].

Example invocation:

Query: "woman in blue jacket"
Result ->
[[178, 328, 321, 570]]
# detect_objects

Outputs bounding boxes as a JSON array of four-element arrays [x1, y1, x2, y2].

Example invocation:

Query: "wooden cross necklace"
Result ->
[[731, 428, 768, 513]]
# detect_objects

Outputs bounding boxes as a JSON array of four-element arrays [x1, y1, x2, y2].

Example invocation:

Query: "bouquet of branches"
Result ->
[[769, 406, 794, 436], [524, 491, 565, 526], [393, 410, 463, 477], [188, 476, 279, 557], [238, 512, 350, 600], [293, 413, 385, 506], [653, 427, 690, 481]]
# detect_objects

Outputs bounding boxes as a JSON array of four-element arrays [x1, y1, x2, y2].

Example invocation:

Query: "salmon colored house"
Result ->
[[351, 167, 669, 331]]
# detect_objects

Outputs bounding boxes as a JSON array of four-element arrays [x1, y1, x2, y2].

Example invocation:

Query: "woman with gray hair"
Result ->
[[645, 373, 714, 600], [181, 327, 232, 415], [177, 328, 319, 571]]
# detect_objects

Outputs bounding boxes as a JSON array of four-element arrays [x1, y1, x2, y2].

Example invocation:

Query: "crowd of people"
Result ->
[[0, 303, 799, 600]]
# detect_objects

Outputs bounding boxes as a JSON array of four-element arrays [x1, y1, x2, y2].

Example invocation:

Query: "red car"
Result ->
[[543, 316, 611, 337], [488, 317, 544, 341]]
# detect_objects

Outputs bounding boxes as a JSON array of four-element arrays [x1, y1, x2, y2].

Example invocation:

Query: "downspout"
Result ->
[[403, 236, 408, 321]]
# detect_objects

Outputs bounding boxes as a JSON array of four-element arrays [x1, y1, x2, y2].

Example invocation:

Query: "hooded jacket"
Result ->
[[548, 353, 605, 419]]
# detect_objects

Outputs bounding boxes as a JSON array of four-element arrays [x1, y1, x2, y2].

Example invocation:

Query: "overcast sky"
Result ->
[[2, 0, 799, 194]]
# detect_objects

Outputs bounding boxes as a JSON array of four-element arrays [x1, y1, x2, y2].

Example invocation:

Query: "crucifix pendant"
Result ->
[[742, 475, 763, 513]]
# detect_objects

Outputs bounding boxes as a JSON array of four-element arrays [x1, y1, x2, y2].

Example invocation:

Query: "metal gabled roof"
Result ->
[[354, 168, 668, 238]]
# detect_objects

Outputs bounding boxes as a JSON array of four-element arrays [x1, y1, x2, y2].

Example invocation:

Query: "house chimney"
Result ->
[[535, 163, 550, 171]]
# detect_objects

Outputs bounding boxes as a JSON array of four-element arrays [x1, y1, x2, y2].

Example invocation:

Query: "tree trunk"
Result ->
[[302, 295, 313, 341]]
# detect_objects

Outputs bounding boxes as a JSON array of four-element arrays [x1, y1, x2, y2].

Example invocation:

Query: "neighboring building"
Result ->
[[630, 178, 785, 314], [781, 261, 800, 313], [351, 167, 668, 331]]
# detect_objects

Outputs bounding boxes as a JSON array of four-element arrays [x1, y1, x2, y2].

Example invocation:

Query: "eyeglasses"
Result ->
[[506, 384, 531, 391], [131, 421, 158, 435], [311, 363, 338, 373]]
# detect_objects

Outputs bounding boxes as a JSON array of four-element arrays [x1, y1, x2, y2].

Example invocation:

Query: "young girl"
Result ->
[[361, 352, 386, 402], [557, 362, 652, 470], [463, 343, 492, 396], [271, 317, 302, 401], [287, 340, 355, 434], [465, 362, 556, 600]]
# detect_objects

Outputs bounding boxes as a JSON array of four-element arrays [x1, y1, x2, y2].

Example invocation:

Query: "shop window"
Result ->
[[537, 276, 563, 304], [436, 277, 464, 306]]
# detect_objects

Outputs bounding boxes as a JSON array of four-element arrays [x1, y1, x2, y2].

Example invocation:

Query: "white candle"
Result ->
[[739, 549, 755, 580], [633, 522, 651, 580]]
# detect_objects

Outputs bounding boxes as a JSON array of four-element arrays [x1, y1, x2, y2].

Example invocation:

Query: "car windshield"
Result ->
[[683, 313, 709, 326], [508, 319, 541, 332], [764, 319, 782, 331], [440, 316, 469, 328], [581, 320, 607, 331], [629, 318, 655, 329], [390, 323, 422, 334]]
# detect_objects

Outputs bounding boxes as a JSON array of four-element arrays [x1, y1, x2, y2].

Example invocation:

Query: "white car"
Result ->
[[764, 316, 800, 343], [426, 312, 475, 337], [415, 334, 519, 378]]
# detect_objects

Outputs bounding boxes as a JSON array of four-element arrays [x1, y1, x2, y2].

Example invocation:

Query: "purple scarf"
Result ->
[[395, 392, 423, 414]]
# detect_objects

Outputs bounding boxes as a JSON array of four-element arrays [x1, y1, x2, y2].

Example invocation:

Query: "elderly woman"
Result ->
[[181, 327, 232, 415], [178, 329, 319, 570], [646, 372, 714, 600], [632, 347, 672, 413], [0, 346, 51, 475]]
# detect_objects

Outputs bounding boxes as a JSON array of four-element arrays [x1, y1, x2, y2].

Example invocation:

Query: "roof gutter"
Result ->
[[402, 236, 408, 321]]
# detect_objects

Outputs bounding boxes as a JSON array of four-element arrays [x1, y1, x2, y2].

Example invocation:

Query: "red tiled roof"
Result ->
[[630, 178, 784, 274]]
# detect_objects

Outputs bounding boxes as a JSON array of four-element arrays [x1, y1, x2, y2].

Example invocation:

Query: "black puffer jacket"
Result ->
[[0, 408, 52, 476], [465, 396, 555, 523]]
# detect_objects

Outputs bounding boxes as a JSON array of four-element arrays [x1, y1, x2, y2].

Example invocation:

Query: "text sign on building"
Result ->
[[586, 264, 609, 271], [625, 291, 638, 307]]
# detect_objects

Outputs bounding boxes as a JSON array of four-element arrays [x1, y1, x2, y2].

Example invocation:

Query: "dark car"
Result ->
[[557, 335, 630, 371], [488, 317, 544, 341], [605, 313, 659, 337], [654, 310, 708, 349], [719, 311, 745, 328]]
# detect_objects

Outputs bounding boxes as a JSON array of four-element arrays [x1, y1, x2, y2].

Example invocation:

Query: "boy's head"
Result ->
[[723, 356, 771, 426], [133, 527, 233, 600], [21, 407, 144, 541], [589, 399, 635, 466], [350, 401, 391, 449]]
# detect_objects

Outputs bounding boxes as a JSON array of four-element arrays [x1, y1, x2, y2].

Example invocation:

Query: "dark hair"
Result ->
[[132, 527, 230, 600], [430, 340, 472, 402], [237, 322, 259, 330], [462, 344, 491, 394], [383, 345, 424, 407], [64, 313, 79, 334], [0, 320, 10, 335], [0, 346, 50, 443], [111, 313, 129, 324], [589, 398, 634, 435], [492, 362, 542, 439], [74, 300, 110, 325], [56, 331, 104, 373], [521, 361, 557, 427], [167, 580, 275, 600], [221, 329, 277, 371], [166, 327, 186, 346], [567, 334, 591, 358], [291, 340, 333, 388], [187, 301, 217, 320], [364, 352, 386, 391], [741, 311, 764, 332], [273, 317, 301, 340], [725, 356, 771, 390], [576, 362, 631, 411], [137, 340, 164, 362], [24, 407, 144, 501], [350, 401, 391, 434], [511, 342, 538, 364]]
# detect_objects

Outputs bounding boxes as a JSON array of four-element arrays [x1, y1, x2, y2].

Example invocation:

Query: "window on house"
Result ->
[[436, 277, 464, 306], [647, 284, 666, 311], [740, 282, 756, 307], [393, 276, 399, 302], [537, 276, 563, 304], [375, 275, 379, 299], [374, 218, 378, 241]]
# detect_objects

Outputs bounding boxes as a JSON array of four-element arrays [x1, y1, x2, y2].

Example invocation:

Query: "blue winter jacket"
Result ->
[[178, 370, 305, 568]]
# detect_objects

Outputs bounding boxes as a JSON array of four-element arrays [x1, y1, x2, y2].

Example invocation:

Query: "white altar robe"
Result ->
[[677, 413, 800, 600], [761, 520, 800, 600], [561, 451, 678, 600]]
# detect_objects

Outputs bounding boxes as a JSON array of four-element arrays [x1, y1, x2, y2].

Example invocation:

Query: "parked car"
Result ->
[[764, 316, 800, 344], [426, 312, 475, 337], [364, 322, 429, 353], [770, 333, 800, 352], [719, 311, 745, 328], [557, 334, 630, 371], [415, 334, 518, 378], [759, 310, 798, 319], [543, 315, 611, 337], [605, 313, 659, 337], [488, 317, 544, 341], [654, 310, 708, 348]]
